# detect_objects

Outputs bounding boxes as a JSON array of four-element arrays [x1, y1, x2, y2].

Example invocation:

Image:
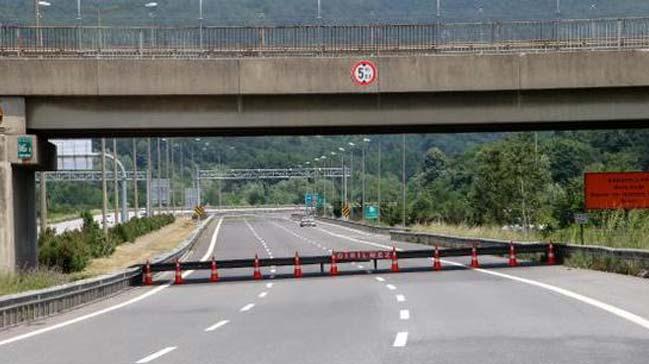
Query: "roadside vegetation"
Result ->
[[39, 211, 175, 273]]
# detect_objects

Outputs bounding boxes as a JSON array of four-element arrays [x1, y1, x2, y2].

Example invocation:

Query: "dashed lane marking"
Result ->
[[135, 346, 177, 363], [400, 310, 410, 320], [258, 292, 268, 298], [393, 332, 408, 347], [240, 303, 255, 312], [396, 294, 406, 302], [266, 283, 274, 288], [386, 284, 397, 290], [204, 320, 230, 332], [375, 277, 385, 282]]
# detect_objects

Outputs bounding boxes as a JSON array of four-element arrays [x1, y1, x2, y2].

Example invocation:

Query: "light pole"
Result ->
[[146, 138, 152, 217], [338, 147, 346, 211], [101, 138, 108, 233], [198, 0, 204, 49], [317, 0, 322, 20], [113, 138, 119, 224], [347, 142, 355, 219], [35, 1, 51, 47], [320, 155, 328, 216], [330, 151, 337, 210], [132, 139, 138, 218], [377, 139, 382, 224], [362, 137, 371, 222], [145, 2, 158, 47], [402, 134, 406, 227]]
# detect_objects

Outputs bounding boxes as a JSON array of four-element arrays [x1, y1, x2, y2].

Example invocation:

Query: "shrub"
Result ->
[[38, 212, 175, 273]]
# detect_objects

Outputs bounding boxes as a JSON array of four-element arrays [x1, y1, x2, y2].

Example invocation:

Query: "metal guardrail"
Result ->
[[2, 17, 649, 58], [0, 216, 213, 330]]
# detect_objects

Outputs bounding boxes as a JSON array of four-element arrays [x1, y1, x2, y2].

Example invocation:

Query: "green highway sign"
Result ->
[[364, 205, 379, 220], [317, 195, 326, 208], [17, 136, 33, 160]]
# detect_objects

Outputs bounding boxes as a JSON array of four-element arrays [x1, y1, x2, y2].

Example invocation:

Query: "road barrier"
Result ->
[[316, 217, 406, 235], [140, 243, 553, 284], [0, 216, 213, 330]]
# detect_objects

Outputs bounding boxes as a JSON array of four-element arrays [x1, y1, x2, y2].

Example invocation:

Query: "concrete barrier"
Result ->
[[0, 216, 213, 330], [316, 217, 406, 235]]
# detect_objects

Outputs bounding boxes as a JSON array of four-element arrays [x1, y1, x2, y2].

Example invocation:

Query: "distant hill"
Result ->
[[2, 0, 649, 26]]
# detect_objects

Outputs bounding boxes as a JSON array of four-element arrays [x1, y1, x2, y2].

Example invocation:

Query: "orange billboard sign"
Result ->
[[584, 172, 649, 210]]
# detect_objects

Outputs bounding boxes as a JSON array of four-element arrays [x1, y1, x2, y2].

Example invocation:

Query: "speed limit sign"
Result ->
[[351, 60, 377, 86]]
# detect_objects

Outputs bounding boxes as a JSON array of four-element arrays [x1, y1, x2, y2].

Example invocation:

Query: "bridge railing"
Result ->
[[2, 17, 649, 57]]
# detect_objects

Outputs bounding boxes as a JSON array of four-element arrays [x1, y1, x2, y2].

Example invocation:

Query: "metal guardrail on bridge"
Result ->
[[2, 17, 649, 57]]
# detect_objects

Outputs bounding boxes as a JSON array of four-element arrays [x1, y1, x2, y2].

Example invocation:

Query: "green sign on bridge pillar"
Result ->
[[17, 136, 33, 160]]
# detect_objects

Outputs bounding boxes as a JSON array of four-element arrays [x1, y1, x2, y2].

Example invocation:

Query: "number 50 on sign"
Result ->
[[351, 60, 377, 86]]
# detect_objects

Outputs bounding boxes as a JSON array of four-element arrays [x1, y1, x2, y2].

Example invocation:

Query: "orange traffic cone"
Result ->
[[329, 252, 338, 276], [294, 252, 303, 278], [470, 244, 480, 268], [174, 259, 184, 284], [391, 246, 399, 272], [253, 254, 262, 280], [547, 241, 556, 265], [210, 256, 219, 282], [143, 260, 153, 285], [433, 246, 442, 271], [508, 242, 518, 267]]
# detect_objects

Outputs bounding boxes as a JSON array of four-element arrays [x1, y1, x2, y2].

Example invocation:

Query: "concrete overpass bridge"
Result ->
[[3, 16, 649, 271]]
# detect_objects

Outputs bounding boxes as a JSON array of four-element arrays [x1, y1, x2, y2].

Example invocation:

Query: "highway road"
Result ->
[[2, 213, 649, 363]]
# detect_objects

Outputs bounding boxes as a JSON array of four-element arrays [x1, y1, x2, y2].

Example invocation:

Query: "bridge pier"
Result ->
[[0, 97, 56, 272]]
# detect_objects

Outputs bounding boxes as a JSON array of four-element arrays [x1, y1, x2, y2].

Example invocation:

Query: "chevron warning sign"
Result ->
[[342, 204, 351, 219], [193, 205, 206, 219]]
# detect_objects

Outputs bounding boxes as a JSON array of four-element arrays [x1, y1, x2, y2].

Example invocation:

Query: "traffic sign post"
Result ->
[[574, 213, 589, 245], [351, 60, 377, 86], [364, 205, 379, 220]]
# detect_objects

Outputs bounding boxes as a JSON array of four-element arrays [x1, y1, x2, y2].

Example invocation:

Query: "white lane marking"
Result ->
[[240, 303, 255, 312], [400, 309, 410, 320], [135, 346, 177, 363], [0, 217, 220, 347], [258, 291, 268, 298], [266, 283, 274, 288], [386, 284, 397, 290], [317, 220, 376, 237], [393, 332, 408, 347], [204, 320, 230, 332], [396, 294, 406, 302], [375, 277, 385, 282], [442, 259, 649, 331], [199, 217, 223, 261], [244, 219, 273, 258], [320, 222, 649, 332], [358, 265, 365, 269], [315, 227, 398, 251], [270, 269, 277, 273]]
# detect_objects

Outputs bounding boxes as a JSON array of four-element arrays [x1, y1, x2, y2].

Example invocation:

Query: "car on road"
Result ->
[[300, 216, 316, 227]]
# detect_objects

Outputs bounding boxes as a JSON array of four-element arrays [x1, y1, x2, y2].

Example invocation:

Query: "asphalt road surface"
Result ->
[[2, 213, 649, 363]]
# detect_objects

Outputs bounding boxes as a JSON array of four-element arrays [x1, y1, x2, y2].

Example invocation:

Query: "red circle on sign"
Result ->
[[351, 60, 377, 86]]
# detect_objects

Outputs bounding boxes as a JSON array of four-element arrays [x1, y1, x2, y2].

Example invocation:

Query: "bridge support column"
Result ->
[[0, 97, 56, 272]]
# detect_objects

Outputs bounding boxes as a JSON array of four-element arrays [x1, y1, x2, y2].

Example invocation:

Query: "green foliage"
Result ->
[[38, 212, 175, 273], [0, 267, 70, 296]]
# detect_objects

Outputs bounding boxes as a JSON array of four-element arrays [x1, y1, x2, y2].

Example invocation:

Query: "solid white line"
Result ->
[[204, 320, 230, 332], [400, 309, 410, 320], [240, 303, 255, 312], [266, 283, 274, 288], [393, 332, 408, 347], [135, 346, 177, 363], [0, 217, 222, 348], [258, 291, 268, 298], [386, 284, 397, 290], [315, 227, 398, 251], [375, 277, 385, 282], [396, 294, 406, 302], [442, 259, 649, 331], [199, 217, 223, 261]]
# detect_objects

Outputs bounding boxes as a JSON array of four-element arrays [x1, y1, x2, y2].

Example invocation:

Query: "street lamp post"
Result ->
[[35, 1, 51, 47], [338, 147, 346, 213], [402, 134, 406, 227], [145, 2, 158, 47], [348, 142, 355, 219], [317, 0, 322, 20], [362, 137, 371, 221], [199, 0, 204, 49], [377, 139, 381, 224]]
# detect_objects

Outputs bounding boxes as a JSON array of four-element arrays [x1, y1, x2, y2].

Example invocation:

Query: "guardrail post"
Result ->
[[617, 19, 623, 49]]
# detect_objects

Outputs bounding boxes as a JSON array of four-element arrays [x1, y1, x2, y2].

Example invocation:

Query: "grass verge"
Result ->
[[0, 268, 71, 296]]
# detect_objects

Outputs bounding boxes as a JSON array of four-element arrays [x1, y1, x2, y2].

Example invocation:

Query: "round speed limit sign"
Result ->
[[351, 60, 377, 86]]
